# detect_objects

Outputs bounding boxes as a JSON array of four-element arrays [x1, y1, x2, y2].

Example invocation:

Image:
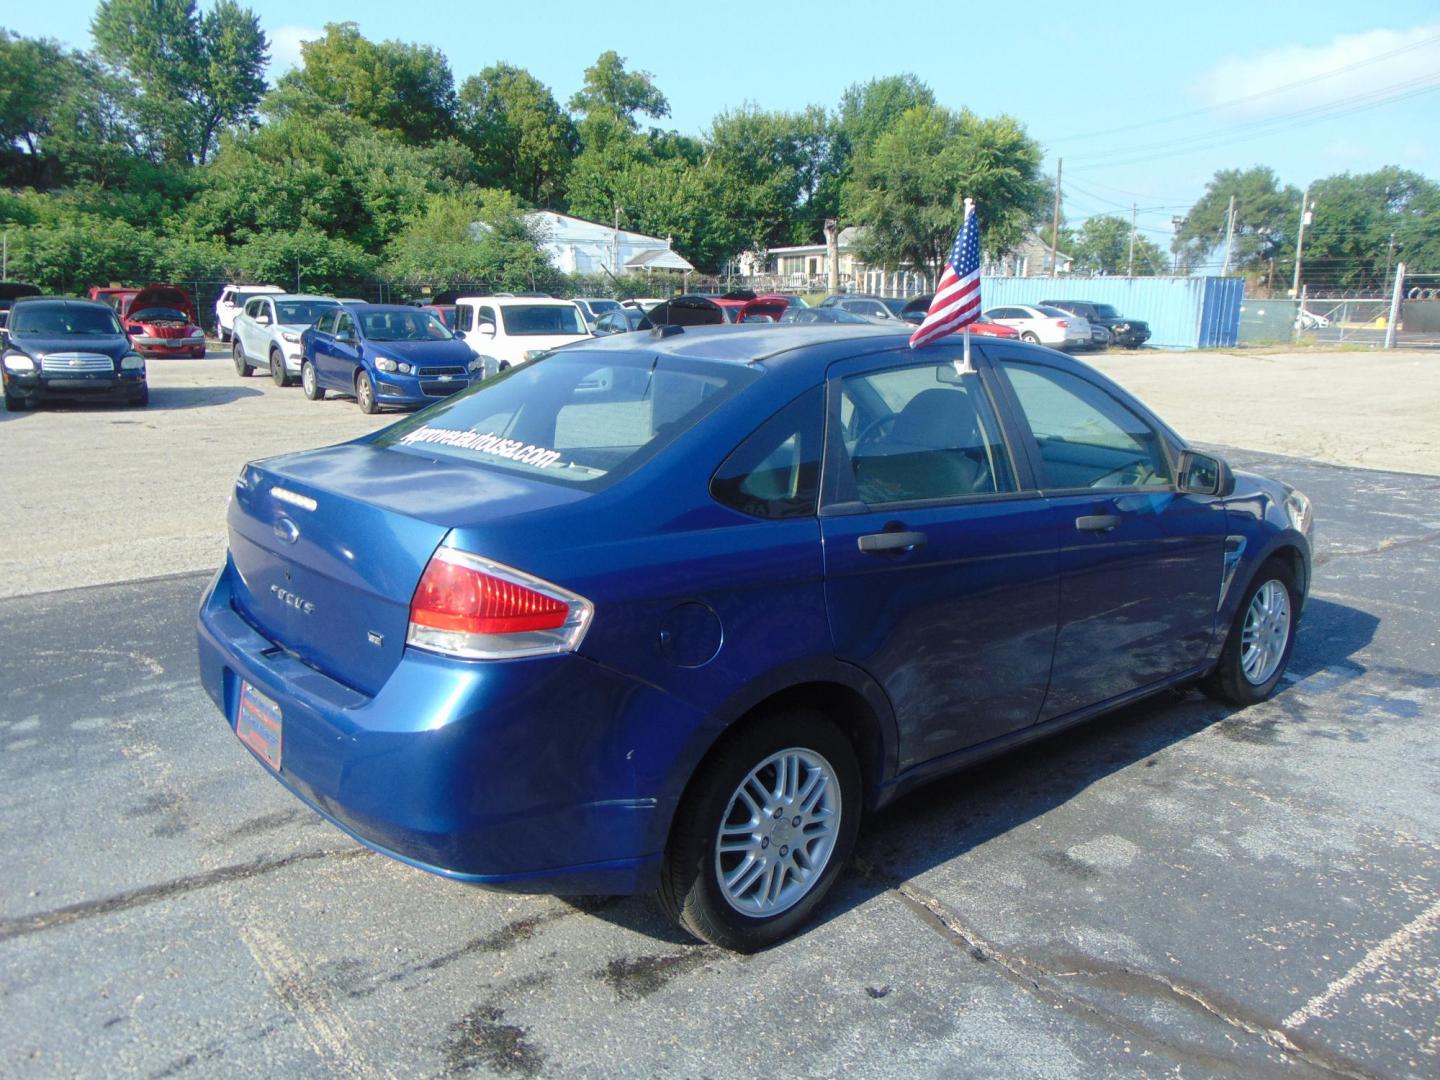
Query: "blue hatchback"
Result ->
[[300, 303, 485, 413], [197, 325, 1313, 950]]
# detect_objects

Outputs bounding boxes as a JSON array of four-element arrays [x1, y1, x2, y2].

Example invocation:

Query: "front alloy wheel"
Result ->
[[660, 709, 861, 952], [356, 370, 378, 414], [1202, 558, 1300, 706], [301, 361, 325, 401], [1240, 580, 1291, 686]]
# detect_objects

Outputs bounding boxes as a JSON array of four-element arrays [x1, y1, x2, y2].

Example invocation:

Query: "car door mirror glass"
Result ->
[[1178, 451, 1231, 496]]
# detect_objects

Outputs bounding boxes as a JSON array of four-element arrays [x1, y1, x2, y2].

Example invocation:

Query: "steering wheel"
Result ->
[[1089, 460, 1155, 488], [854, 413, 897, 448]]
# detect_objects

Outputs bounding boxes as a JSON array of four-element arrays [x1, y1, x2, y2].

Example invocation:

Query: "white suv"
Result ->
[[454, 296, 591, 369], [231, 294, 344, 385], [215, 284, 283, 342]]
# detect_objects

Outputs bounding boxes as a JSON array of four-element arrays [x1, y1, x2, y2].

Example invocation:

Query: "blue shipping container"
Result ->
[[981, 277, 1244, 350]]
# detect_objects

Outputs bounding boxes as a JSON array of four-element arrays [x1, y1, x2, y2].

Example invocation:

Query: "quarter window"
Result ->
[[837, 364, 1015, 505], [999, 361, 1171, 489], [711, 387, 824, 519]]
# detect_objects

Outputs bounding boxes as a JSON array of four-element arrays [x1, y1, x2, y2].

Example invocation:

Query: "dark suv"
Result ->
[[1041, 300, 1151, 349], [1, 298, 149, 410]]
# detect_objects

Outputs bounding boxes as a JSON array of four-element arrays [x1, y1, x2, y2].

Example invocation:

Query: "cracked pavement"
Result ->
[[2, 359, 1438, 1077]]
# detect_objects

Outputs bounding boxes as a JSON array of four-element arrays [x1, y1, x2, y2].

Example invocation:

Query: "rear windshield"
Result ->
[[1036, 306, 1072, 318], [377, 350, 758, 488], [276, 300, 338, 325], [881, 298, 907, 316], [500, 304, 586, 336], [10, 304, 122, 335], [588, 300, 622, 315]]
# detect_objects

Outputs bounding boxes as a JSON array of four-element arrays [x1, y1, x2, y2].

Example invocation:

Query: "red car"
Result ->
[[704, 291, 793, 324], [123, 285, 208, 359], [900, 294, 1020, 339], [420, 303, 458, 331], [87, 286, 142, 315]]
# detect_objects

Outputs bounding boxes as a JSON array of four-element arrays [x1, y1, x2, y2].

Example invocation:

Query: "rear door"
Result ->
[[819, 347, 1060, 769], [989, 351, 1227, 717]]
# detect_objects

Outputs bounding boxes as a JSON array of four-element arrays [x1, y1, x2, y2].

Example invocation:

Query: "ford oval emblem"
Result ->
[[274, 517, 300, 545]]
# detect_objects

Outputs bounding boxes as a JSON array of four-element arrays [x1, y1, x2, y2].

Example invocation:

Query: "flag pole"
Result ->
[[957, 197, 976, 375]]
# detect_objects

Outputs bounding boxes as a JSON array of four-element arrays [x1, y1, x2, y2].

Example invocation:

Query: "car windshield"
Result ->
[[881, 298, 907, 316], [234, 292, 273, 307], [129, 307, 188, 322], [587, 300, 622, 315], [276, 301, 338, 325], [377, 350, 758, 488], [360, 310, 453, 341], [10, 304, 122, 335], [499, 304, 587, 336], [1094, 304, 1122, 319]]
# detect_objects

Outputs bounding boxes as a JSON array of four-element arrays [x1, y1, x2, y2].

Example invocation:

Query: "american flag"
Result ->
[[909, 200, 981, 349]]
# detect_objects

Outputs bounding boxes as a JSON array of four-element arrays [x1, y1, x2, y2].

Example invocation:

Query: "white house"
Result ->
[[984, 232, 1073, 277], [756, 227, 931, 296], [521, 211, 695, 276]]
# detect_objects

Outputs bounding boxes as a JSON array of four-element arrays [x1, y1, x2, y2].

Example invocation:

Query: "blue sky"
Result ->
[[8, 1, 1438, 246]]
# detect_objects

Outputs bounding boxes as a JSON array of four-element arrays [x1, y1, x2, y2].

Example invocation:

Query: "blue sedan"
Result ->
[[197, 325, 1313, 950], [300, 303, 486, 413]]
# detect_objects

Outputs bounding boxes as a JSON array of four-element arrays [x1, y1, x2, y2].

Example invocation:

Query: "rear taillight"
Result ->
[[407, 548, 592, 660], [1055, 320, 1070, 328]]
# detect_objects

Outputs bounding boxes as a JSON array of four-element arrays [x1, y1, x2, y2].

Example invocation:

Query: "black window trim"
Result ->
[[985, 350, 1186, 496], [707, 385, 826, 520], [817, 347, 1038, 515]]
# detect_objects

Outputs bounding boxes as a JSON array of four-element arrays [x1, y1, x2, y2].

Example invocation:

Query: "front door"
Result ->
[[990, 354, 1227, 718], [819, 348, 1060, 771], [320, 312, 360, 390]]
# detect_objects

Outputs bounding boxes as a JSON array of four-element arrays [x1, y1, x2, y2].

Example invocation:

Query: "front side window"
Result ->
[[998, 361, 1171, 490], [377, 351, 758, 488], [837, 364, 1015, 505], [454, 304, 474, 332], [711, 387, 824, 519], [334, 314, 355, 339]]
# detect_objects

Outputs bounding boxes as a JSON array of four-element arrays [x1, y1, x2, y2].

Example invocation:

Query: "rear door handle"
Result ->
[[858, 530, 927, 553], [1075, 514, 1121, 532]]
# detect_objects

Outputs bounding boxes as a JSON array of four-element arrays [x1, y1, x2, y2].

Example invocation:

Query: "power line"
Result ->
[[1041, 28, 1440, 145]]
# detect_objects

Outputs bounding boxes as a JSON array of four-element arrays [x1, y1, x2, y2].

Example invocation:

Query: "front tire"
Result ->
[[659, 710, 861, 952], [270, 349, 290, 387], [355, 370, 378, 414], [233, 341, 253, 377], [129, 384, 149, 407], [301, 360, 325, 400], [4, 387, 32, 412], [1201, 559, 1300, 706]]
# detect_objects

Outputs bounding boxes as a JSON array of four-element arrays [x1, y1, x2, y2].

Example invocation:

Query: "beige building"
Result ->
[[747, 227, 932, 296]]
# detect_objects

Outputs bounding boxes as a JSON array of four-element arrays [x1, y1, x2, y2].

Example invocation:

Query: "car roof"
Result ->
[[12, 296, 114, 310], [455, 296, 580, 307], [269, 294, 341, 303], [225, 284, 283, 292], [339, 303, 433, 314]]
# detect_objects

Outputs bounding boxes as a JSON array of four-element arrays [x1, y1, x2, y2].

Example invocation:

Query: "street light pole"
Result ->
[[1291, 184, 1311, 297]]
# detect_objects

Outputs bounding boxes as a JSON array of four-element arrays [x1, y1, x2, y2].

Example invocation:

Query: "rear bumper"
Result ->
[[196, 561, 702, 894]]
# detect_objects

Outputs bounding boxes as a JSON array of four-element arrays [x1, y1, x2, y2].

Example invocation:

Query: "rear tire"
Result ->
[[1201, 559, 1300, 706], [355, 370, 378, 414], [233, 341, 253, 377], [301, 360, 325, 400], [1021, 331, 1040, 344], [659, 709, 861, 952]]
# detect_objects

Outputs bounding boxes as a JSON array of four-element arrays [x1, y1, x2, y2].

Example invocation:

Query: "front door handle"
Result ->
[[1075, 514, 1121, 532], [858, 530, 927, 553]]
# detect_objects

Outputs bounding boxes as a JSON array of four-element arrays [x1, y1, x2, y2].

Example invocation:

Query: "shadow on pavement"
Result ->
[[580, 596, 1379, 945]]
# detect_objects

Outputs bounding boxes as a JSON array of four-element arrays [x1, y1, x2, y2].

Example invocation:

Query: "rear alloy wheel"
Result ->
[[1021, 331, 1040, 344], [270, 349, 290, 387], [1201, 559, 1300, 706], [301, 360, 325, 401], [659, 709, 861, 952], [233, 340, 253, 377], [355, 370, 378, 414]]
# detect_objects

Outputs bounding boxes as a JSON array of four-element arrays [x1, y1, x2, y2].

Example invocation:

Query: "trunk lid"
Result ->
[[226, 442, 586, 695]]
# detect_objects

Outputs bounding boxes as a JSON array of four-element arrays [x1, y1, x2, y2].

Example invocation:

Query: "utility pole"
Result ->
[[612, 206, 621, 278], [1050, 158, 1062, 277], [1291, 184, 1311, 297], [1385, 262, 1406, 349], [1221, 194, 1236, 275], [1384, 233, 1397, 292], [824, 218, 839, 294], [1128, 203, 1137, 276], [1171, 216, 1184, 275]]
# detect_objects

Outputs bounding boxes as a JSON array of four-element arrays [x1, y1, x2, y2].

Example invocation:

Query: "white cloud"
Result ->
[[1192, 22, 1440, 118], [268, 25, 323, 76]]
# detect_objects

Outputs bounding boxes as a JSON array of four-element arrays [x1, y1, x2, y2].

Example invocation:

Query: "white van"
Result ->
[[454, 297, 591, 369]]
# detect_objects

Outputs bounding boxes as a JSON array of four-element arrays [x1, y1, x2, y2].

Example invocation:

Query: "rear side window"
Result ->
[[711, 387, 824, 519], [837, 364, 1015, 505], [378, 351, 758, 488]]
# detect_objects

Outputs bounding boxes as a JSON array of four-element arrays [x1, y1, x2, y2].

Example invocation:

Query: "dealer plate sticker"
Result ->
[[236, 681, 283, 771]]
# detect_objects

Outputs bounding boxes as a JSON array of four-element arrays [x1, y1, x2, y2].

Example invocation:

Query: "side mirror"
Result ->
[[336, 330, 355, 344], [1178, 450, 1234, 497], [477, 323, 496, 338], [256, 314, 271, 326]]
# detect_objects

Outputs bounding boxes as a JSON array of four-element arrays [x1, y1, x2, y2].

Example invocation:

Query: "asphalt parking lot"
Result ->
[[2, 347, 1438, 1078]]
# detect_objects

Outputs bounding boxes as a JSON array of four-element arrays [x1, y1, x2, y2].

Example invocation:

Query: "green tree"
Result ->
[[568, 51, 669, 130], [0, 32, 74, 183], [1301, 168, 1440, 288], [92, 0, 268, 165], [458, 64, 575, 206], [1070, 215, 1168, 276], [1173, 167, 1300, 274], [836, 74, 935, 159], [276, 22, 456, 145], [844, 105, 1045, 281], [386, 189, 556, 290]]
